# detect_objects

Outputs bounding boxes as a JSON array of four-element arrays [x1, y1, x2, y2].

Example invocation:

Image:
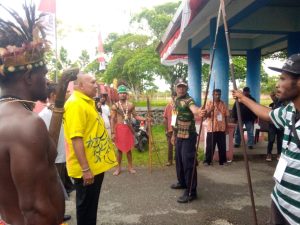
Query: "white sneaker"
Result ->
[[266, 154, 272, 162]]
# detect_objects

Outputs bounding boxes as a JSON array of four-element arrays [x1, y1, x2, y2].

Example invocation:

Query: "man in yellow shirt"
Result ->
[[63, 72, 117, 225]]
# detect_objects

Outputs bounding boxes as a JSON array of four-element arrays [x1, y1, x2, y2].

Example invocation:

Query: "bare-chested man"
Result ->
[[0, 3, 64, 225], [111, 85, 146, 175]]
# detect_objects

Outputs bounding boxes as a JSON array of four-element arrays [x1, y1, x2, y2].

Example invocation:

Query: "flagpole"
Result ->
[[38, 0, 58, 82], [54, 12, 58, 83]]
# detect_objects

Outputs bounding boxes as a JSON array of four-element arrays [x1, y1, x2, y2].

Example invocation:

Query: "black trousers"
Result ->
[[267, 124, 284, 155], [204, 132, 227, 165], [269, 200, 290, 225], [56, 162, 74, 193], [175, 133, 197, 196], [73, 173, 105, 225]]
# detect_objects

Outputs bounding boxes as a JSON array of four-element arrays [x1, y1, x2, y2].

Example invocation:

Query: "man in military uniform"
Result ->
[[170, 78, 206, 203]]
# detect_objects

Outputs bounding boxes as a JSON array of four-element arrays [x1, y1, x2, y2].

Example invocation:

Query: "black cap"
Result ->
[[269, 54, 300, 75], [175, 78, 188, 87]]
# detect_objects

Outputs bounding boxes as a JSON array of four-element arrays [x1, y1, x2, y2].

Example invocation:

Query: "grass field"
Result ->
[[117, 124, 205, 168], [120, 95, 272, 168], [133, 100, 168, 107], [134, 98, 272, 108]]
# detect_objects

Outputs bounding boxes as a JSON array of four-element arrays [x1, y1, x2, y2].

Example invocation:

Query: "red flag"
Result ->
[[38, 0, 56, 14], [97, 32, 106, 70]]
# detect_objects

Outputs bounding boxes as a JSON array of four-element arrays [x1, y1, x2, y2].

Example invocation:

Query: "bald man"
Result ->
[[63, 73, 117, 225]]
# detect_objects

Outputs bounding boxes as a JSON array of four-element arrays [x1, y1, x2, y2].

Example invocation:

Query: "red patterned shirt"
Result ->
[[163, 101, 175, 133], [205, 100, 229, 132]]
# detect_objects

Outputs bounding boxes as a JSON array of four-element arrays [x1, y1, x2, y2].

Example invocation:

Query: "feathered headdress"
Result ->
[[0, 1, 48, 77]]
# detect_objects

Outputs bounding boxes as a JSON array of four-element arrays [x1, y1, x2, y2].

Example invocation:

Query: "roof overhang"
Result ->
[[159, 0, 300, 64]]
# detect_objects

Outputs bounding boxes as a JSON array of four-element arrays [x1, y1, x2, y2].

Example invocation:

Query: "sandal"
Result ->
[[113, 169, 121, 176]]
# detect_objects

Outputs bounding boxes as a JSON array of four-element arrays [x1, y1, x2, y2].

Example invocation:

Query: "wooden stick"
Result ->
[[147, 96, 153, 173], [49, 68, 79, 146], [220, 0, 258, 224]]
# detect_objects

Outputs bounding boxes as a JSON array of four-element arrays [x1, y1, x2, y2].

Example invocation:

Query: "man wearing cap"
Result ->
[[170, 78, 206, 203], [111, 84, 146, 176], [232, 86, 257, 149], [232, 53, 300, 225], [0, 3, 65, 224], [64, 72, 117, 225]]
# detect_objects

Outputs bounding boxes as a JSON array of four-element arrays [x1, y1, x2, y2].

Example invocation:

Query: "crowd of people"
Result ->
[[1, 2, 300, 225]]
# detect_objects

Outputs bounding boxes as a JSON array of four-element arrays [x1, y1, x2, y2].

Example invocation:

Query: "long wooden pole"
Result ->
[[189, 2, 222, 198], [147, 96, 153, 173], [220, 0, 258, 224]]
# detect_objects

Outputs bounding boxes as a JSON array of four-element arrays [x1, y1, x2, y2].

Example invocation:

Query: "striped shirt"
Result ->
[[269, 102, 300, 225]]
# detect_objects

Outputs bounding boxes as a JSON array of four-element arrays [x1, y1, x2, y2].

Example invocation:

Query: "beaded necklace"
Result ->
[[118, 100, 129, 120], [0, 96, 35, 111]]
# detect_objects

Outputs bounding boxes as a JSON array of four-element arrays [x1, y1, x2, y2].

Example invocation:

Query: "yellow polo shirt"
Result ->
[[63, 91, 117, 178]]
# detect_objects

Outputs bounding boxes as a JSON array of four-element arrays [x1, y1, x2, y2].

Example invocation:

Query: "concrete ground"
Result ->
[[65, 141, 278, 225]]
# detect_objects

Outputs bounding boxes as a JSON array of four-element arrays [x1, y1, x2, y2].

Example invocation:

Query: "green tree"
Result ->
[[131, 2, 180, 40], [58, 47, 72, 68], [44, 47, 75, 82], [131, 2, 184, 90], [201, 56, 268, 90], [77, 49, 90, 69], [160, 63, 188, 92], [44, 49, 57, 81], [261, 75, 279, 93], [103, 34, 165, 98], [200, 56, 247, 86], [263, 50, 287, 60], [103, 33, 120, 53], [84, 59, 104, 81]]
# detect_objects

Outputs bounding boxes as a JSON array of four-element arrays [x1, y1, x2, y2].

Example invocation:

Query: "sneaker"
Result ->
[[203, 162, 211, 166], [266, 154, 272, 162]]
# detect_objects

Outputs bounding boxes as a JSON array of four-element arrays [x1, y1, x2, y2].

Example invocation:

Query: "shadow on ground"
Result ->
[[66, 146, 277, 225]]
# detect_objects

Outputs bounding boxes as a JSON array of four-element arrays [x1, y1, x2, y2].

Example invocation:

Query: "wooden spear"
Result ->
[[147, 96, 153, 173], [220, 0, 258, 224], [48, 68, 79, 146]]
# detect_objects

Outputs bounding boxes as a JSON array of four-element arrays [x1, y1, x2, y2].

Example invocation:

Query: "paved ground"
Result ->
[[65, 141, 278, 225]]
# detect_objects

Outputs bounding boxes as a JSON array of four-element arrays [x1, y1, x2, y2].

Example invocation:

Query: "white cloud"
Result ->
[[263, 58, 284, 76], [1, 0, 178, 91], [2, 0, 179, 60]]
